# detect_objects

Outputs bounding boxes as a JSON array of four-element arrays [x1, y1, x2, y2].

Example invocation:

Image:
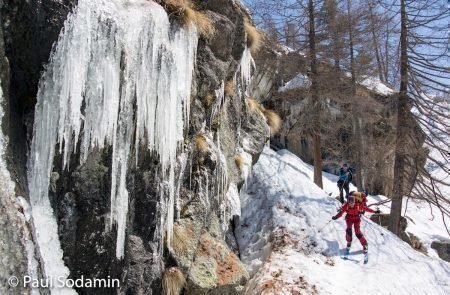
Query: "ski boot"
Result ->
[[363, 246, 369, 264], [344, 247, 350, 259]]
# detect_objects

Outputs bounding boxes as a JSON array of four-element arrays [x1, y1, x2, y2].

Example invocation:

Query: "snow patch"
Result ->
[[278, 73, 311, 92], [359, 76, 396, 96], [226, 183, 241, 218], [236, 147, 252, 182]]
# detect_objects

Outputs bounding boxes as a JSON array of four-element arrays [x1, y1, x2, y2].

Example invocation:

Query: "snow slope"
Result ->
[[359, 76, 396, 96], [236, 147, 450, 295]]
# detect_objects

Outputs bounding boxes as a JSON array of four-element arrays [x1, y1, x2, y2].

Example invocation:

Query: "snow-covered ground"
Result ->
[[359, 76, 396, 96], [278, 73, 311, 92], [277, 70, 395, 97], [236, 147, 450, 295]]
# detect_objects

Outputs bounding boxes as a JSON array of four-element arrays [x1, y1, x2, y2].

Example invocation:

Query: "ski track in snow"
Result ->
[[237, 147, 450, 295]]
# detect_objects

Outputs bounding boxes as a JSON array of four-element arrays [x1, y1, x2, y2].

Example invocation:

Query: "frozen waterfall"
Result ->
[[28, 1, 198, 288]]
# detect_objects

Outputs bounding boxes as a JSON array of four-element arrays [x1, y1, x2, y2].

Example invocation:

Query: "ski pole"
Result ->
[[318, 219, 332, 233], [377, 209, 384, 236], [362, 214, 384, 236]]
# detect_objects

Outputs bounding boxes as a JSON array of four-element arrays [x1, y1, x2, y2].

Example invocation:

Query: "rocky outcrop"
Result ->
[[1, 0, 268, 294], [250, 44, 427, 197], [431, 241, 450, 262], [0, 6, 42, 294]]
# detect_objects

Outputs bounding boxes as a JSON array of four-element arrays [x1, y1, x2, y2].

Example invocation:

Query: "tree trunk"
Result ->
[[309, 0, 323, 188], [326, 0, 341, 70], [347, 0, 356, 85], [389, 0, 409, 236], [368, 1, 385, 82], [384, 23, 390, 83], [352, 117, 364, 191]]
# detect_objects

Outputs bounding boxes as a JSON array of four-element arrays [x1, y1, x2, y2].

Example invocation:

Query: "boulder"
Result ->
[[431, 241, 450, 262]]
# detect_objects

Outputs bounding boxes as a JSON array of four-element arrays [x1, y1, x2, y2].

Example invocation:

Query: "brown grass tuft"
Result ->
[[263, 109, 282, 135], [246, 98, 265, 113], [195, 134, 209, 154], [162, 0, 215, 39], [163, 267, 186, 295], [245, 98, 281, 135], [172, 223, 192, 255], [224, 80, 235, 96], [234, 155, 245, 169], [192, 10, 215, 39], [203, 93, 215, 107], [244, 17, 263, 53]]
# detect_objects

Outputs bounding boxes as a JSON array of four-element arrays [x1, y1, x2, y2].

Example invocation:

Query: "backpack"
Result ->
[[352, 192, 367, 204], [347, 170, 353, 182], [353, 192, 361, 202]]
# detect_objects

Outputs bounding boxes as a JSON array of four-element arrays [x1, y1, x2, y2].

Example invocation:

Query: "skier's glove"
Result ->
[[360, 210, 365, 215], [332, 216, 337, 220], [375, 209, 381, 214]]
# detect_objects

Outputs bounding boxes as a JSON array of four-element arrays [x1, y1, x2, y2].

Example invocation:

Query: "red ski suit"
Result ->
[[335, 202, 376, 247]]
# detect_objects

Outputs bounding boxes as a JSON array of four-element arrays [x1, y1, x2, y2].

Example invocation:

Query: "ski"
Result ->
[[341, 256, 359, 263], [341, 248, 352, 261], [340, 249, 369, 264], [340, 255, 368, 264]]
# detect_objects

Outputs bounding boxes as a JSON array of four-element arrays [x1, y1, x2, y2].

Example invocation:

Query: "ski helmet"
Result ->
[[347, 195, 355, 203]]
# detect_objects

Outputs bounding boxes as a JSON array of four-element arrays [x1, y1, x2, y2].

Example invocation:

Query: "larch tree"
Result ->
[[388, 0, 449, 235], [308, 0, 324, 188]]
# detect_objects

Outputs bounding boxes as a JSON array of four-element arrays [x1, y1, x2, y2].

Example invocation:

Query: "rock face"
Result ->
[[250, 44, 427, 197], [0, 5, 42, 294], [431, 241, 450, 262], [1, 0, 268, 294]]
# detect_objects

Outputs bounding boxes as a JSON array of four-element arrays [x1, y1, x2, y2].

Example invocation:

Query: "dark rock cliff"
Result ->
[[1, 0, 78, 195]]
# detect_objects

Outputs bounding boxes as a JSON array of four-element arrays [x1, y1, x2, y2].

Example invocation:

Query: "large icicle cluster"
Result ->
[[28, 1, 198, 282]]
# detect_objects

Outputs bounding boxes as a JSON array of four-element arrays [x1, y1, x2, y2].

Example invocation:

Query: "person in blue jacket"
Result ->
[[337, 163, 353, 204]]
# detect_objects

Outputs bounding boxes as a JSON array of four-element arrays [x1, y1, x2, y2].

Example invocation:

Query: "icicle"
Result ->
[[175, 153, 188, 221], [165, 167, 176, 251], [210, 81, 225, 125], [222, 183, 241, 232], [215, 133, 230, 232], [28, 0, 198, 269], [205, 172, 210, 212], [239, 46, 256, 95]]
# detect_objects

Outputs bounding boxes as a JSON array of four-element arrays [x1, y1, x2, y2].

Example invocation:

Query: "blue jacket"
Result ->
[[338, 167, 354, 182]]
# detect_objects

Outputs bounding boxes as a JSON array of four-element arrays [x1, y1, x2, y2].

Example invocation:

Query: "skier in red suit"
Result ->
[[332, 195, 380, 254]]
